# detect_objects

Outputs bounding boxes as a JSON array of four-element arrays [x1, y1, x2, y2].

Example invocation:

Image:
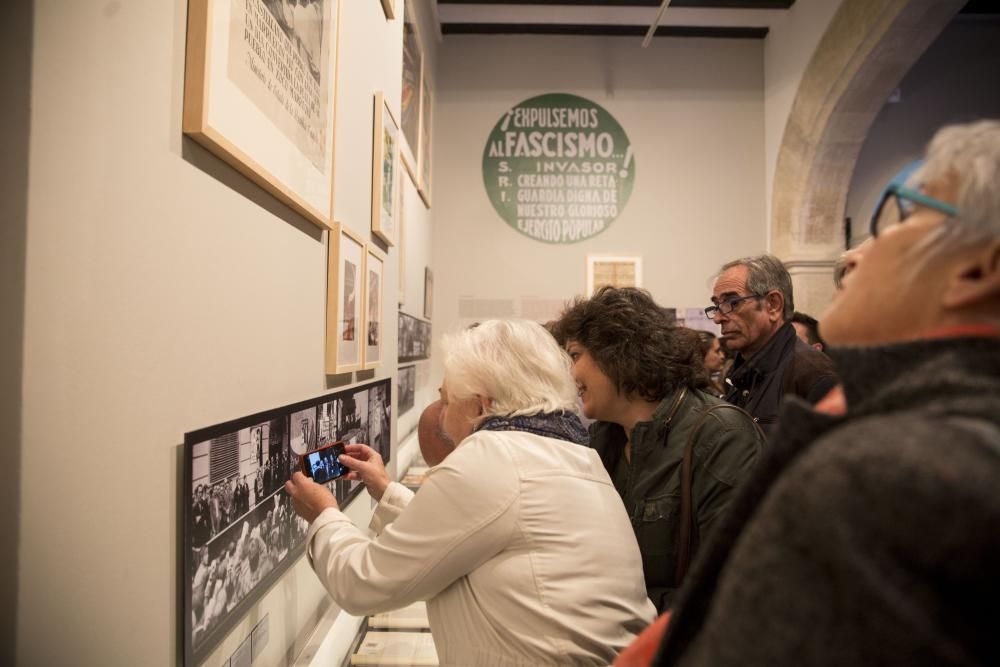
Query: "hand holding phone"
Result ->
[[300, 441, 348, 485]]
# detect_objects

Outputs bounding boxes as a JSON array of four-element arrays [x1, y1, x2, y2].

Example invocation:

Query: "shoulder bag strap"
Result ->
[[675, 401, 764, 584]]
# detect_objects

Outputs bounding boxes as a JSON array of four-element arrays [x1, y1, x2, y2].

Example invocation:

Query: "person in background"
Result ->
[[790, 311, 825, 351], [707, 254, 837, 435], [416, 400, 455, 467], [695, 330, 726, 397], [621, 119, 1000, 667], [286, 320, 656, 666], [551, 288, 765, 611]]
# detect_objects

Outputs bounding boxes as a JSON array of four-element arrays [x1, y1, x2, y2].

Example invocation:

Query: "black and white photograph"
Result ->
[[398, 312, 431, 363], [368, 382, 391, 463], [183, 378, 392, 665], [398, 365, 416, 416], [289, 407, 317, 457], [261, 0, 325, 85], [189, 491, 307, 657], [189, 418, 290, 549]]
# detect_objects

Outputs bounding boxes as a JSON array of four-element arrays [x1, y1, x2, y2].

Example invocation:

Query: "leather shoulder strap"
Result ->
[[675, 402, 763, 584]]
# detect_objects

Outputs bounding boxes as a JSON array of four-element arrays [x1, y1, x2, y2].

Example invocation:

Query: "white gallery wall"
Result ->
[[430, 33, 766, 386], [14, 0, 435, 665]]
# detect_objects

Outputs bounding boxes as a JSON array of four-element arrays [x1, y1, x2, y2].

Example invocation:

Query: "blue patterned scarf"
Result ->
[[474, 411, 589, 446]]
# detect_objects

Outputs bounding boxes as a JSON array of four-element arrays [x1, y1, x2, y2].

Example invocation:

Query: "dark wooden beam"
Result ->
[[441, 22, 770, 38]]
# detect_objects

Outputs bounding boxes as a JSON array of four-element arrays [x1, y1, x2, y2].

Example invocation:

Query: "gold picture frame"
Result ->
[[371, 91, 399, 246], [586, 256, 643, 295], [326, 223, 366, 374]]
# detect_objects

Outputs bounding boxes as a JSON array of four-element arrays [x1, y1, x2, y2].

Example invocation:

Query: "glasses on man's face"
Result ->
[[704, 294, 761, 319], [869, 183, 958, 238]]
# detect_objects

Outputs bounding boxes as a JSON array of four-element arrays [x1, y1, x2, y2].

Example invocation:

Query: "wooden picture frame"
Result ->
[[183, 0, 341, 229], [399, 2, 422, 177], [417, 72, 433, 207], [586, 256, 643, 296], [371, 91, 399, 246], [380, 0, 395, 20], [398, 181, 407, 306], [326, 224, 366, 374], [423, 267, 433, 320], [363, 244, 386, 369]]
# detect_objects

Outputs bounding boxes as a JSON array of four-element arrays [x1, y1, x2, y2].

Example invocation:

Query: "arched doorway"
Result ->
[[771, 0, 964, 315]]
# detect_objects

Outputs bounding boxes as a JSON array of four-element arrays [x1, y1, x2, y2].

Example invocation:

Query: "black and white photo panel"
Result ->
[[183, 378, 392, 666]]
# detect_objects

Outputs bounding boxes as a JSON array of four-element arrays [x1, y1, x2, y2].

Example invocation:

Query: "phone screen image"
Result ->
[[302, 443, 347, 484]]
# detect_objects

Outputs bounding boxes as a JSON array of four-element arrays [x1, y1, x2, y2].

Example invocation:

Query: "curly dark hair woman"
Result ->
[[551, 287, 699, 402], [551, 286, 765, 611]]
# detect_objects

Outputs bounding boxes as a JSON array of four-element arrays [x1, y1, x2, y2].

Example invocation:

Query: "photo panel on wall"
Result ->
[[327, 223, 367, 374], [183, 378, 392, 665], [398, 312, 431, 363], [183, 0, 341, 228]]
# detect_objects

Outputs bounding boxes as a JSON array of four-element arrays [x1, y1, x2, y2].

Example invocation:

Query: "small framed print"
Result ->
[[371, 91, 399, 246], [363, 244, 386, 369], [326, 224, 366, 374], [586, 256, 643, 296], [423, 267, 433, 320], [380, 0, 395, 20]]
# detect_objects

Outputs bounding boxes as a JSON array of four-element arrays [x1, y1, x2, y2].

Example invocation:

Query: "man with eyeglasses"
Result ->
[[613, 119, 1000, 667], [705, 255, 836, 435]]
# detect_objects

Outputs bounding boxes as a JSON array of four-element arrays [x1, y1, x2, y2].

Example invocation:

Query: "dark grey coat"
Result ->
[[655, 336, 1000, 667]]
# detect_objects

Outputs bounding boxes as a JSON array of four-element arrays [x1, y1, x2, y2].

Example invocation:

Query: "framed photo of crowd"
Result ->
[[182, 378, 392, 666], [183, 0, 341, 229]]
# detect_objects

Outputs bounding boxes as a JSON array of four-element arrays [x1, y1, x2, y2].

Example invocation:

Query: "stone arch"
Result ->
[[771, 0, 964, 316]]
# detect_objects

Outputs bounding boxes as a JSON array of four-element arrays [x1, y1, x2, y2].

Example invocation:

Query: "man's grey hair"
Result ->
[[912, 119, 1000, 243], [720, 254, 794, 321]]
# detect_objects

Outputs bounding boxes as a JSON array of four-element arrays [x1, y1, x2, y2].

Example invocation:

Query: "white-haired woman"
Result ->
[[286, 320, 655, 666]]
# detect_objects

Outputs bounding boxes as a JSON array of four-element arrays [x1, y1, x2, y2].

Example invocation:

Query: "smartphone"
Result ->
[[301, 441, 348, 484]]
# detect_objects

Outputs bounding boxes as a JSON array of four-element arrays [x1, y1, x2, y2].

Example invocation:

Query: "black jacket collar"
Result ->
[[728, 322, 797, 388]]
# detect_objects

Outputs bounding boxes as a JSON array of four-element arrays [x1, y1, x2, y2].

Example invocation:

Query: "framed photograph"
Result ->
[[326, 224, 366, 374], [423, 267, 433, 320], [400, 3, 422, 177], [380, 0, 395, 20], [363, 244, 386, 369], [398, 183, 406, 306], [586, 256, 643, 295], [183, 0, 341, 229], [398, 312, 431, 363], [397, 365, 416, 415], [371, 92, 399, 246], [417, 73, 433, 207]]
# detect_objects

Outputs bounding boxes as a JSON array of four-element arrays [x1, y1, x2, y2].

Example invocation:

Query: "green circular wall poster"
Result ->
[[483, 93, 635, 244]]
